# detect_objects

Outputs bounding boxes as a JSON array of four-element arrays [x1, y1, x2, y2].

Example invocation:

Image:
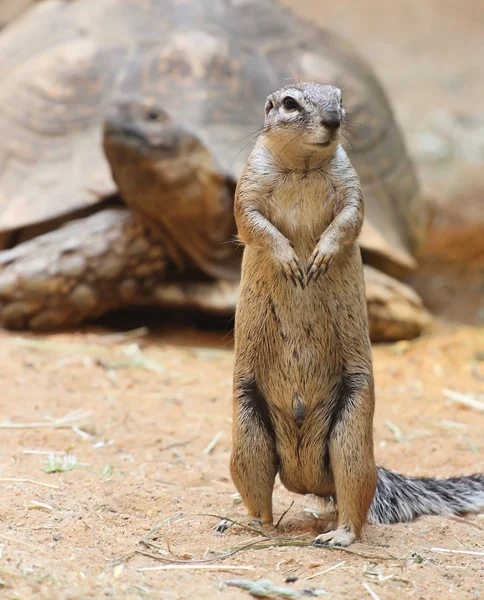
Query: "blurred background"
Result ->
[[0, 3, 482, 598], [286, 0, 484, 326]]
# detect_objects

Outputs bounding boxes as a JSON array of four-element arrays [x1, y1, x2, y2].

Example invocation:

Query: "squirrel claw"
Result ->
[[313, 529, 355, 547], [314, 259, 332, 282], [214, 519, 233, 533], [307, 256, 333, 283]]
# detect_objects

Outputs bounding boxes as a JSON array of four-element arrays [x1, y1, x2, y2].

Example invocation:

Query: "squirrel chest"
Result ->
[[265, 170, 337, 260]]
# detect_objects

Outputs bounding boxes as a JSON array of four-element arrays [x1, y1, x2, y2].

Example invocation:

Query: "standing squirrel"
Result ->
[[218, 82, 484, 547]]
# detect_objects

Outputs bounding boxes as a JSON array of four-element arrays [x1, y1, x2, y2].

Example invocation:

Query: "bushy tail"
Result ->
[[368, 466, 484, 524]]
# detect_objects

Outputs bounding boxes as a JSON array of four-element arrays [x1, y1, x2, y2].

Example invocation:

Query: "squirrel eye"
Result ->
[[146, 109, 161, 121], [282, 96, 300, 111]]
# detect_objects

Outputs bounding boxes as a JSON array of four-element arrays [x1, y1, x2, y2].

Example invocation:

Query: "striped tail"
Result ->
[[368, 466, 484, 524]]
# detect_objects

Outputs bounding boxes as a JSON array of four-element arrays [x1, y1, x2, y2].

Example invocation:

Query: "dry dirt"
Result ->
[[0, 320, 483, 600]]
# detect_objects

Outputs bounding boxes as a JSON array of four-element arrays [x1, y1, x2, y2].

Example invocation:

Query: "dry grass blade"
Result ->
[[443, 389, 484, 412], [0, 533, 43, 551], [0, 410, 92, 430], [0, 478, 59, 490], [43, 453, 77, 473], [203, 432, 223, 455], [143, 522, 162, 541], [136, 564, 256, 572], [27, 501, 54, 511], [427, 547, 484, 556], [304, 561, 345, 580], [385, 420, 405, 442]]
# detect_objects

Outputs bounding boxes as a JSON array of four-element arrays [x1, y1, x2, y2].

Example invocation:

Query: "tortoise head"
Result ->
[[102, 97, 239, 280], [103, 96, 207, 188], [263, 83, 345, 164]]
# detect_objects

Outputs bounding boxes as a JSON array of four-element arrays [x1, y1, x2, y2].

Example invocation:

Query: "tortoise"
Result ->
[[0, 0, 41, 28], [0, 0, 430, 341]]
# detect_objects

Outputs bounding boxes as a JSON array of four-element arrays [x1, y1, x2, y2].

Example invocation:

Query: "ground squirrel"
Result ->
[[217, 82, 484, 547]]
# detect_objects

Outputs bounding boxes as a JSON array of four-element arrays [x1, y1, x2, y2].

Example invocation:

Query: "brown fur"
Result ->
[[227, 82, 377, 547]]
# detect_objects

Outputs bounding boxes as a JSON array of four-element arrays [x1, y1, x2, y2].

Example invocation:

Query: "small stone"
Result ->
[[119, 279, 138, 302], [58, 254, 87, 278], [96, 256, 123, 279], [128, 237, 150, 257], [70, 284, 97, 310]]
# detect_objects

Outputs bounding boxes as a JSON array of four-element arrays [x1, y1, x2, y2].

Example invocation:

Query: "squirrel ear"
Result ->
[[264, 99, 274, 116]]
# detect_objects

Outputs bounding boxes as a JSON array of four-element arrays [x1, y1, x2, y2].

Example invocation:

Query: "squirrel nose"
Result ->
[[321, 115, 341, 131]]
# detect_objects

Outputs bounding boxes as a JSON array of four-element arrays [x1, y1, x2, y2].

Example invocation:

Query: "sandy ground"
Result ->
[[0, 321, 483, 600]]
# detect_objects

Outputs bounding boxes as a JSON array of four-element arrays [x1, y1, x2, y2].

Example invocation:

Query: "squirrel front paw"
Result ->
[[307, 239, 338, 283], [274, 242, 305, 288]]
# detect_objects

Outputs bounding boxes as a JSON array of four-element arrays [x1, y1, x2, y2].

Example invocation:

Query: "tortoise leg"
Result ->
[[0, 208, 169, 330], [364, 265, 431, 342]]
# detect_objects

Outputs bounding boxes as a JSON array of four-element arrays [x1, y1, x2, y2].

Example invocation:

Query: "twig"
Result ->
[[275, 501, 295, 529], [443, 389, 484, 412], [0, 478, 59, 490], [136, 564, 256, 572], [363, 583, 381, 600]]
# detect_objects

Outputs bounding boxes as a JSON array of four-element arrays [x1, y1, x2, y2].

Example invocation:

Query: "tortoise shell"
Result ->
[[0, 0, 426, 279]]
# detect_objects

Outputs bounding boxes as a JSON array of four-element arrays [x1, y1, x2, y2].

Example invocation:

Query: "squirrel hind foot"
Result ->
[[214, 519, 233, 533], [313, 528, 355, 547]]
